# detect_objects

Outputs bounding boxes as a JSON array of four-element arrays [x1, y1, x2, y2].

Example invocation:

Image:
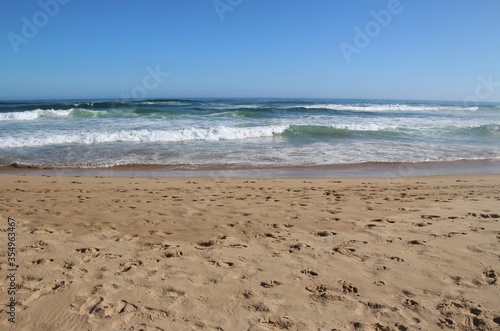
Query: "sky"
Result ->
[[1, 0, 499, 102]]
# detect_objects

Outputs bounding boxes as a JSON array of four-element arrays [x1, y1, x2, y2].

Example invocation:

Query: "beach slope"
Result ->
[[0, 174, 499, 330]]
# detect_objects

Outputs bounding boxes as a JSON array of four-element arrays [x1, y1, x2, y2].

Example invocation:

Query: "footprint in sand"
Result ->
[[162, 286, 186, 299], [258, 316, 294, 330], [306, 284, 342, 303], [143, 306, 171, 319], [82, 296, 118, 319], [195, 239, 224, 249], [421, 215, 441, 220], [31, 258, 54, 265], [403, 299, 422, 312], [332, 246, 356, 255], [118, 300, 138, 314], [482, 268, 497, 285], [117, 260, 143, 273], [436, 299, 488, 330], [249, 302, 271, 312], [75, 247, 101, 262], [390, 256, 405, 262], [144, 243, 172, 251], [340, 281, 359, 295], [30, 227, 55, 234], [269, 223, 294, 229], [300, 269, 318, 277], [413, 222, 432, 227], [260, 280, 282, 288], [165, 250, 183, 258], [209, 259, 234, 268], [408, 240, 426, 245], [116, 234, 138, 242], [314, 230, 337, 237], [288, 243, 310, 253]]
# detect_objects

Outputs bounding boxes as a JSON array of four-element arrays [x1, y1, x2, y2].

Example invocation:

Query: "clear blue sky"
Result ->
[[1, 0, 499, 101]]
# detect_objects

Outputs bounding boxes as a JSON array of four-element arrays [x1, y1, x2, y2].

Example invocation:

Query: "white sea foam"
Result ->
[[206, 103, 265, 110], [0, 125, 290, 148], [290, 104, 479, 112], [0, 108, 102, 121]]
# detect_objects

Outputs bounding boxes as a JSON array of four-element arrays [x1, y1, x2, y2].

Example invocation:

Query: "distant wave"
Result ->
[[288, 104, 479, 112], [0, 100, 488, 121], [0, 108, 105, 121], [458, 124, 500, 135]]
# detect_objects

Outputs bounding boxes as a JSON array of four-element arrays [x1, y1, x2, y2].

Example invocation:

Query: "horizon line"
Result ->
[[1, 96, 499, 105]]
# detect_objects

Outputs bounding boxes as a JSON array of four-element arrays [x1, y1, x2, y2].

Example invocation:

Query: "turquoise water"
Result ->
[[0, 99, 499, 168]]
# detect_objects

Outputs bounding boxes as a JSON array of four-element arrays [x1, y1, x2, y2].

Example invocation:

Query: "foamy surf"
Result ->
[[0, 108, 105, 121], [0, 98, 498, 168]]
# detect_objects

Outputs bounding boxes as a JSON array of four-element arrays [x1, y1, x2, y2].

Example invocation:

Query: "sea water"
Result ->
[[0, 98, 498, 169]]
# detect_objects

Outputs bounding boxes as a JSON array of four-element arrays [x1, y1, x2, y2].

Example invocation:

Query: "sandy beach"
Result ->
[[1, 173, 499, 330]]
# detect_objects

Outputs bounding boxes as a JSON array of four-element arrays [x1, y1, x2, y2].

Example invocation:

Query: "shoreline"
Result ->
[[1, 158, 499, 178]]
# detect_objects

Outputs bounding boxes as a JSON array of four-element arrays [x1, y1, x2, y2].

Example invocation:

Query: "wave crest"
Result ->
[[0, 125, 290, 148], [0, 108, 104, 121]]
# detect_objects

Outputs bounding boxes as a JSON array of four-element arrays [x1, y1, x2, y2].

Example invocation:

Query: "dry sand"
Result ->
[[0, 173, 499, 331]]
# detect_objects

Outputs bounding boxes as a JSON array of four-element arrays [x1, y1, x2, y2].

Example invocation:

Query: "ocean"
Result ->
[[0, 98, 499, 173]]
